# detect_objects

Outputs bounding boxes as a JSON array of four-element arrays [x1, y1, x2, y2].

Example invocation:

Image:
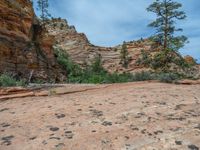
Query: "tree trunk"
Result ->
[[163, 0, 168, 50]]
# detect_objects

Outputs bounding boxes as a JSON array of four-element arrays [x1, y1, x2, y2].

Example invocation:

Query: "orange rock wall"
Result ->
[[0, 0, 66, 81]]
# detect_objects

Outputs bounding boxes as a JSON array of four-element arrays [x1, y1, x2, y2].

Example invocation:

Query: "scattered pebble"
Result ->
[[1, 135, 14, 146], [55, 113, 65, 119], [188, 144, 199, 150], [175, 140, 182, 145], [102, 121, 112, 126], [0, 108, 9, 112], [65, 131, 74, 139], [50, 127, 59, 132]]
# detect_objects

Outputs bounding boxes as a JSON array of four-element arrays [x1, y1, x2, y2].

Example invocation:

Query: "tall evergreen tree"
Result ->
[[37, 0, 51, 22], [147, 0, 187, 51]]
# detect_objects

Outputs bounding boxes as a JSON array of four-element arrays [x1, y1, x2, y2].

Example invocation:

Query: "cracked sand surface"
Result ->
[[0, 82, 200, 150]]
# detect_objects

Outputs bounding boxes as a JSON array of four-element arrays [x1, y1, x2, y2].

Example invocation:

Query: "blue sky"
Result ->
[[33, 0, 200, 62]]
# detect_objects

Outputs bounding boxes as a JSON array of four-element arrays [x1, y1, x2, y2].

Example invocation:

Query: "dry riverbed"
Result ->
[[0, 82, 200, 150]]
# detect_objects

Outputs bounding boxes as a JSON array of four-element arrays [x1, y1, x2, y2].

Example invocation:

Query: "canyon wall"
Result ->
[[0, 0, 66, 82], [45, 19, 156, 74]]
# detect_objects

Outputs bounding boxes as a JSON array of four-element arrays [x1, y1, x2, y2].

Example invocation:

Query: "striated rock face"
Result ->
[[45, 19, 155, 74], [0, 0, 66, 82], [45, 19, 200, 78]]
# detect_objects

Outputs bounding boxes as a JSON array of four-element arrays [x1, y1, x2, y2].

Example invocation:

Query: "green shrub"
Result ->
[[0, 74, 26, 87], [173, 56, 190, 68], [150, 50, 172, 70], [120, 42, 130, 68], [0, 74, 17, 87], [54, 47, 186, 84], [104, 73, 132, 83], [90, 54, 105, 73], [157, 73, 181, 83], [137, 50, 151, 67], [86, 74, 105, 84], [16, 79, 26, 87], [137, 49, 191, 72], [132, 71, 154, 81], [54, 47, 83, 78]]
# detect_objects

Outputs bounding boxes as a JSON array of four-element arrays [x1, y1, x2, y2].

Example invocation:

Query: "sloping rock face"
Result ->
[[46, 19, 200, 77], [0, 0, 66, 82], [45, 19, 156, 73]]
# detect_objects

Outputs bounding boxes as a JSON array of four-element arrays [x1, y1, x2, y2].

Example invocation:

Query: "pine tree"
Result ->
[[147, 0, 187, 51], [120, 42, 129, 68], [37, 0, 51, 22]]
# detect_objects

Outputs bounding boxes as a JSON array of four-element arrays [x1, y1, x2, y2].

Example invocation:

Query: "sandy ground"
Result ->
[[0, 82, 200, 150]]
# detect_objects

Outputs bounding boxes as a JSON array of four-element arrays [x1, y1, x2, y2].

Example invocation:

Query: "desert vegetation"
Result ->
[[54, 47, 182, 84]]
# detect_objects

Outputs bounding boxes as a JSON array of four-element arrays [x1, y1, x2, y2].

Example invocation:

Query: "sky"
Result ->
[[33, 0, 200, 62]]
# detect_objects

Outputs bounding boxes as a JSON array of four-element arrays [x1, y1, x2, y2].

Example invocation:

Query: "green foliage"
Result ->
[[150, 50, 172, 70], [0, 74, 26, 87], [90, 54, 105, 73], [54, 48, 189, 84], [54, 48, 159, 84], [137, 50, 151, 67], [132, 71, 154, 81], [157, 72, 181, 83], [120, 42, 130, 68], [104, 73, 133, 83], [54, 48, 83, 78], [147, 0, 188, 51], [0, 74, 16, 87], [172, 54, 190, 68], [37, 0, 51, 22], [137, 49, 190, 71]]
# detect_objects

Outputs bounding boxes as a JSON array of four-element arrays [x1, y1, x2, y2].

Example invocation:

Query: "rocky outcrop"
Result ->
[[45, 19, 200, 78], [45, 19, 155, 74], [184, 55, 196, 65], [0, 0, 66, 82]]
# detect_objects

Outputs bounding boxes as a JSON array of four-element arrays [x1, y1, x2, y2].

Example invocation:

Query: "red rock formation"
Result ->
[[0, 0, 66, 82], [184, 55, 196, 65], [45, 19, 155, 74], [45, 19, 200, 78]]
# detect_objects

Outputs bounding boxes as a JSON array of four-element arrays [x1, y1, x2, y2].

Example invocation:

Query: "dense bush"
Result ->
[[150, 50, 172, 70], [136, 50, 151, 67], [90, 54, 105, 73], [0, 74, 26, 87], [157, 72, 181, 83], [137, 49, 191, 71], [104, 73, 132, 83], [132, 71, 154, 81]]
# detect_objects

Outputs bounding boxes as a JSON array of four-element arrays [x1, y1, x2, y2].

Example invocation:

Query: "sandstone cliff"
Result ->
[[45, 18, 200, 78], [45, 19, 157, 74], [0, 0, 66, 82]]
